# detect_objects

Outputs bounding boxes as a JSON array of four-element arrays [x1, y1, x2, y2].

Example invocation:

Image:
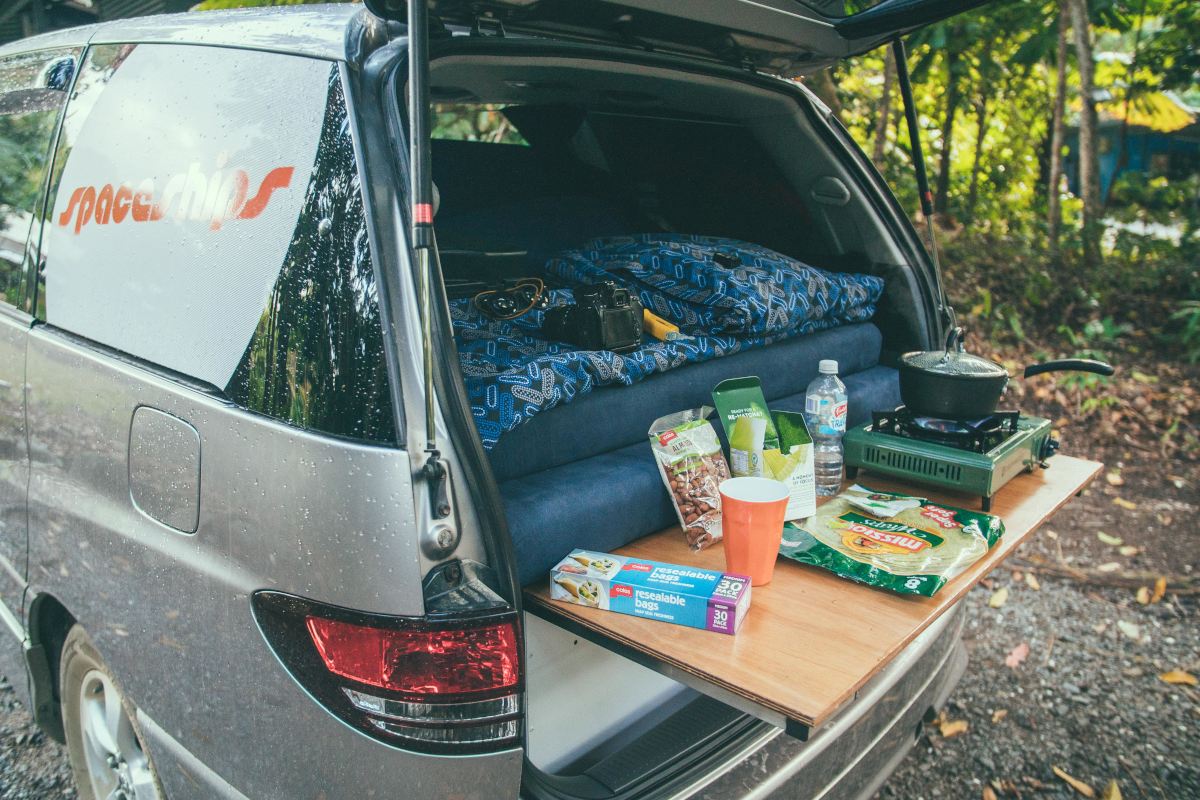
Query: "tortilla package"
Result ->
[[649, 407, 730, 550], [778, 485, 1004, 597]]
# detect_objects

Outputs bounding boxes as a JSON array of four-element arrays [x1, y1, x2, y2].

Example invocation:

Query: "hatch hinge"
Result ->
[[423, 450, 452, 519], [470, 15, 506, 38], [719, 36, 759, 74]]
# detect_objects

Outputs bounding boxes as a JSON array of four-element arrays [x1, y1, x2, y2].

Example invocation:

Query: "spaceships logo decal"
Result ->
[[56, 163, 295, 234]]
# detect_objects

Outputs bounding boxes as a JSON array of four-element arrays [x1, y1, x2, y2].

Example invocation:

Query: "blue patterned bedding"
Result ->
[[452, 235, 884, 450]]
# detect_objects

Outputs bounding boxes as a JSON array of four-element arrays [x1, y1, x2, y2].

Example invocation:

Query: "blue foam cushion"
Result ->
[[502, 365, 900, 586], [488, 322, 884, 482]]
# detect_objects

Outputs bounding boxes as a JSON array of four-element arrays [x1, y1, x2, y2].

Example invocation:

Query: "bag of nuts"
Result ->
[[648, 407, 730, 549]]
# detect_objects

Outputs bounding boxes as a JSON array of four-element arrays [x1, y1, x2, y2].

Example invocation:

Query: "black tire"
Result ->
[[60, 624, 165, 800]]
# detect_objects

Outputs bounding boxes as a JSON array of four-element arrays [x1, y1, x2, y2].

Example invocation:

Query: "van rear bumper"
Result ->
[[692, 602, 967, 800]]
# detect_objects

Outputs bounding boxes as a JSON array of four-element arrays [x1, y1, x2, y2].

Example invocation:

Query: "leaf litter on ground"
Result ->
[[1151, 576, 1167, 603], [1116, 621, 1142, 641], [1053, 766, 1096, 798], [1158, 669, 1197, 686], [1005, 641, 1030, 668]]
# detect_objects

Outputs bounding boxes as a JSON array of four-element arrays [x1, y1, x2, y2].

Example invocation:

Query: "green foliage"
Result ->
[[1170, 301, 1200, 363], [432, 104, 529, 146], [830, 0, 1195, 365]]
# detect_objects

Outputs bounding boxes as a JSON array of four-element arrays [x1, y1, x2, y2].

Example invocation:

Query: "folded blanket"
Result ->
[[454, 236, 884, 450], [546, 234, 882, 338]]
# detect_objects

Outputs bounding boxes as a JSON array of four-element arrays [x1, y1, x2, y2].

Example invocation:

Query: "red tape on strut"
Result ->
[[413, 203, 433, 224]]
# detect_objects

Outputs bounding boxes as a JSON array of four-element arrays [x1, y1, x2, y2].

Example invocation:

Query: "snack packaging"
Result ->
[[712, 377, 778, 477], [768, 410, 816, 521], [648, 408, 730, 549], [712, 378, 816, 520], [550, 549, 751, 634], [778, 485, 1004, 597]]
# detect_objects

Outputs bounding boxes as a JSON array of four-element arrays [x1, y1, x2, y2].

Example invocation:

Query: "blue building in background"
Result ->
[[1065, 92, 1200, 200]]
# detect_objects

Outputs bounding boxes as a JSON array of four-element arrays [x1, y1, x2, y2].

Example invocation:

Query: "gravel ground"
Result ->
[[0, 674, 73, 798], [878, 441, 1200, 800], [0, 452, 1194, 800]]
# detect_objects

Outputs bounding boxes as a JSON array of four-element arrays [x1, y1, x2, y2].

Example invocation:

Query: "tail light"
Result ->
[[252, 591, 523, 754]]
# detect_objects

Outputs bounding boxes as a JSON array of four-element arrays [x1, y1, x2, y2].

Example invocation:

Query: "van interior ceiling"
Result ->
[[426, 54, 927, 358]]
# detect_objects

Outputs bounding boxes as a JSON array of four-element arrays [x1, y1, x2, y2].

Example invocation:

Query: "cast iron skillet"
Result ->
[[899, 328, 1115, 419]]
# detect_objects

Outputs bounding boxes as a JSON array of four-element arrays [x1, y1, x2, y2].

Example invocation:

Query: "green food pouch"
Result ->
[[712, 377, 778, 478]]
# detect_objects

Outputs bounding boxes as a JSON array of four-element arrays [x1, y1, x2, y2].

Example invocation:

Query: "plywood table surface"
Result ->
[[525, 456, 1101, 731]]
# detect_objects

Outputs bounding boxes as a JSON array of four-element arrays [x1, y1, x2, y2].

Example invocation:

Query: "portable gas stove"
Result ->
[[843, 407, 1058, 511]]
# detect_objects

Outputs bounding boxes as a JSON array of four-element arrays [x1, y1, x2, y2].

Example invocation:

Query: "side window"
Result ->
[[224, 75, 395, 443], [40, 44, 394, 443], [0, 48, 76, 309]]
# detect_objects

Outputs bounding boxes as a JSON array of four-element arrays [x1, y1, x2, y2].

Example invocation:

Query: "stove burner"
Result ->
[[871, 407, 1020, 453], [912, 417, 974, 434]]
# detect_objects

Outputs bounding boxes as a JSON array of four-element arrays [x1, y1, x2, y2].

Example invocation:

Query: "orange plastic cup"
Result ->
[[719, 477, 789, 586]]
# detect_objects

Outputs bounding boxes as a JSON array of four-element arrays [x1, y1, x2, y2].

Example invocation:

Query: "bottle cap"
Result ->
[[818, 359, 838, 374]]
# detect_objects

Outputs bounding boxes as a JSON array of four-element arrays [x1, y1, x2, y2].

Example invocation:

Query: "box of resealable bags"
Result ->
[[549, 549, 751, 634]]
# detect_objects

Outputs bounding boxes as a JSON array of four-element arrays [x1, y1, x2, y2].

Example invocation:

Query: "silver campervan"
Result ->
[[0, 2, 997, 798]]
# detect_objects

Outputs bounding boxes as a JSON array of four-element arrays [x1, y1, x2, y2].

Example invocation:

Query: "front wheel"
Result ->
[[60, 624, 164, 800]]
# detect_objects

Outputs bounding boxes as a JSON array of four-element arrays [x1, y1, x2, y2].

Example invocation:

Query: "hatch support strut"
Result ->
[[408, 0, 451, 519], [892, 37, 955, 340]]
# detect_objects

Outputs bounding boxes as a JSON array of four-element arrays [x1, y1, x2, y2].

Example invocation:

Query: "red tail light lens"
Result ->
[[305, 616, 520, 700], [253, 592, 523, 754]]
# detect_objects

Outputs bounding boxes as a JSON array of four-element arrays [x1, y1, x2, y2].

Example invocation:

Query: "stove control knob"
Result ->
[[1038, 436, 1060, 467]]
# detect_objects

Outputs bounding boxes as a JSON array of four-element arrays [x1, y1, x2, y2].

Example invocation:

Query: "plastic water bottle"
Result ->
[[804, 360, 848, 496]]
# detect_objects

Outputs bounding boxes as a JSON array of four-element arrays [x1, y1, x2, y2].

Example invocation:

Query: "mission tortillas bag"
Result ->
[[778, 485, 1004, 597]]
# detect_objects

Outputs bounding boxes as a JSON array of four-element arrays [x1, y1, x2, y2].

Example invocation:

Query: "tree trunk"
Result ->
[[1066, 0, 1101, 265], [872, 47, 896, 170], [1047, 0, 1070, 255], [965, 93, 989, 222], [933, 44, 962, 217]]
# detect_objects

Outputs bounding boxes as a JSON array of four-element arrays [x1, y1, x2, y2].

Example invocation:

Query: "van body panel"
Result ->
[[0, 29, 92, 61], [22, 325, 496, 798], [0, 308, 29, 625], [87, 4, 359, 62]]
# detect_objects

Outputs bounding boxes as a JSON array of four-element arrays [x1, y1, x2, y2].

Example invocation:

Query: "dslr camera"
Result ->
[[542, 281, 644, 353]]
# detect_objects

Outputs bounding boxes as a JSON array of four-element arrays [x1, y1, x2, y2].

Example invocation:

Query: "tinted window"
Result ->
[[39, 44, 394, 443], [225, 75, 395, 443], [0, 49, 76, 309]]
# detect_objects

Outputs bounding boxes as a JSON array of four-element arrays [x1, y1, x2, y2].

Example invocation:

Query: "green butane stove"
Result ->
[[843, 408, 1056, 512]]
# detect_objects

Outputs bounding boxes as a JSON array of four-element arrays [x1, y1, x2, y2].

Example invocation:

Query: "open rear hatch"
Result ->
[[381, 0, 1087, 777], [376, 0, 993, 75]]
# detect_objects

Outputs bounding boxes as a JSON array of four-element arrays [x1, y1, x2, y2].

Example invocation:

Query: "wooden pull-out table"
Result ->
[[526, 456, 1101, 737]]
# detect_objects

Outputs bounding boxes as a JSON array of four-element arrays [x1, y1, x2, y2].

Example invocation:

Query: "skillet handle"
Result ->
[[1023, 359, 1115, 378]]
